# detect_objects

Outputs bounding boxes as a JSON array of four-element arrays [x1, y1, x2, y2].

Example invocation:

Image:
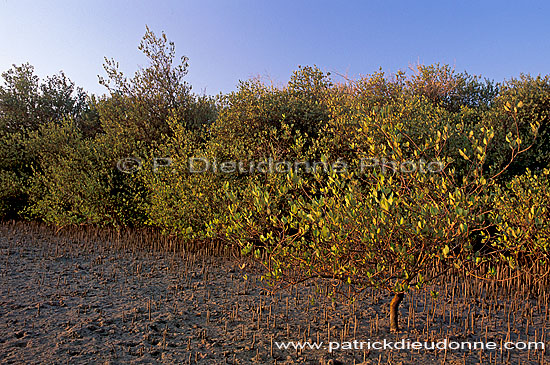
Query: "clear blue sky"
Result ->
[[1, 0, 549, 96]]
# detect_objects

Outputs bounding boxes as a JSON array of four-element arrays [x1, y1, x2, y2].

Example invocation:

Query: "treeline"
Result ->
[[1, 29, 549, 324]]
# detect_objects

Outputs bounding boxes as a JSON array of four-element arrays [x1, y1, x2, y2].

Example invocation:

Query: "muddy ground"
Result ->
[[0, 223, 548, 364]]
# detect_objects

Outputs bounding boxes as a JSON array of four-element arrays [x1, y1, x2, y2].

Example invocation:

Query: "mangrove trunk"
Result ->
[[389, 292, 404, 332]]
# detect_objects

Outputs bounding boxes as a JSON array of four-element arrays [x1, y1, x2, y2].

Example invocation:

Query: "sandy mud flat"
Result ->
[[0, 223, 548, 364]]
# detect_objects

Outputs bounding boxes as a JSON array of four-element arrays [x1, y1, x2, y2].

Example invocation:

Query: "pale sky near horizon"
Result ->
[[1, 0, 549, 96]]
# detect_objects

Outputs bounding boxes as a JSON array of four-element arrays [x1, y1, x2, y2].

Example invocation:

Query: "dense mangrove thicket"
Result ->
[[1, 29, 549, 330]]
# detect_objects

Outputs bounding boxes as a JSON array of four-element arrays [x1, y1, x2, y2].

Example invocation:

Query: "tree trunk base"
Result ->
[[389, 293, 404, 332]]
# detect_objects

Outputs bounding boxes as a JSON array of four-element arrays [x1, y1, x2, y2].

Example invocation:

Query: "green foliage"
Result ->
[[0, 63, 97, 218], [406, 64, 498, 112], [488, 168, 550, 269], [22, 120, 107, 225], [217, 95, 514, 295], [98, 25, 212, 146], [138, 116, 225, 238], [0, 27, 548, 303], [209, 66, 330, 162], [21, 118, 149, 227], [0, 63, 92, 133], [483, 75, 550, 177], [0, 131, 30, 217]]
